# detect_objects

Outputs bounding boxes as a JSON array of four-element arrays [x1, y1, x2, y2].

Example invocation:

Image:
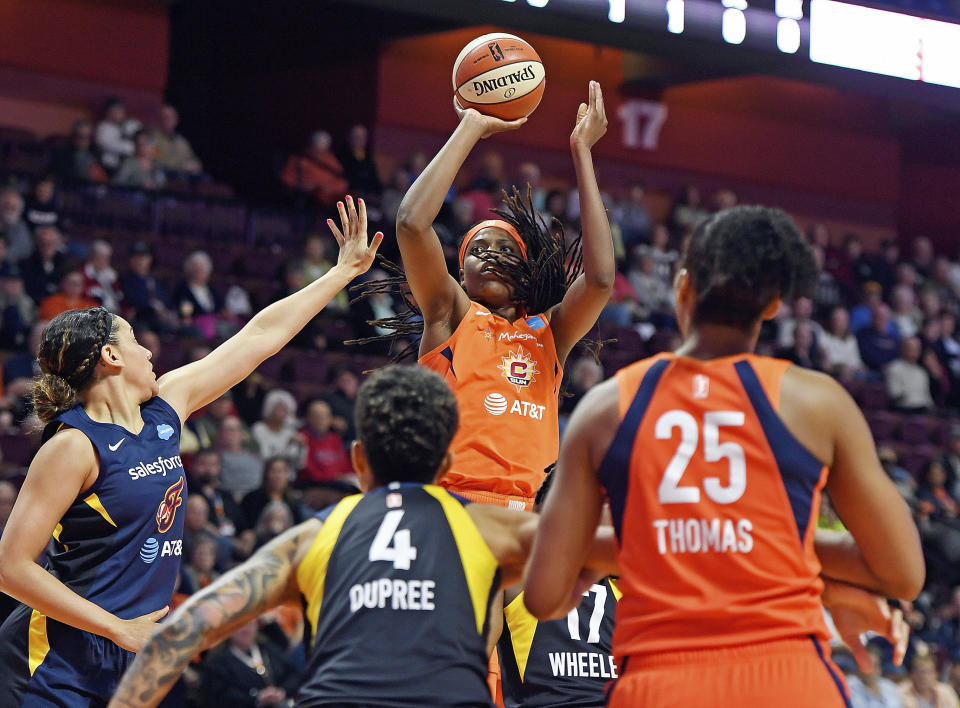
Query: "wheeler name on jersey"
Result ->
[[547, 651, 619, 679]]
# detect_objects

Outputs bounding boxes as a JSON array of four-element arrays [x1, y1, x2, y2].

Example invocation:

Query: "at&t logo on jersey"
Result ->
[[483, 393, 508, 416], [156, 476, 185, 533], [483, 392, 546, 421], [499, 347, 539, 390], [140, 537, 159, 563], [139, 536, 183, 564]]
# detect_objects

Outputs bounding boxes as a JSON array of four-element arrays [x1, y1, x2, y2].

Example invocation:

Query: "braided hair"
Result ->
[[32, 307, 117, 424], [347, 185, 582, 360], [681, 206, 817, 330]]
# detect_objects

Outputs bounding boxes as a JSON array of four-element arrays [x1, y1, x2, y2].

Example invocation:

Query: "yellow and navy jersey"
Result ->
[[0, 397, 184, 706], [498, 578, 620, 708], [46, 398, 185, 618], [296, 483, 500, 707]]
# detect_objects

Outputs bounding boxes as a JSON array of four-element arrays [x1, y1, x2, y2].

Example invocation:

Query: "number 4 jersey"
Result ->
[[295, 483, 500, 707], [499, 578, 620, 708], [599, 353, 831, 660]]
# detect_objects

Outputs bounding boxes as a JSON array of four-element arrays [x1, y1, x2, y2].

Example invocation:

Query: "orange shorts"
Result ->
[[607, 638, 850, 708], [445, 486, 533, 511]]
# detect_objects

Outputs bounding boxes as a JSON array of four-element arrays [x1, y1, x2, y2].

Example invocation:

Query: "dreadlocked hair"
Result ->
[[489, 185, 582, 315], [534, 462, 557, 511], [681, 205, 818, 330], [347, 185, 584, 362], [33, 306, 117, 424]]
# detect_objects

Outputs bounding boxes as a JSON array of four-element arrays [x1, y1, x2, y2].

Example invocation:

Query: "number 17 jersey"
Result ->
[[598, 353, 830, 660]]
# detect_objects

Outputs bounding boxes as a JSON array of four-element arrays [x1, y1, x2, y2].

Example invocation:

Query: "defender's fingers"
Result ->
[[327, 219, 345, 246]]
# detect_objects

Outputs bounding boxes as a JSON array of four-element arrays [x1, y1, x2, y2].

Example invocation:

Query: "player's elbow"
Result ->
[[523, 587, 566, 621], [585, 271, 615, 295], [0, 549, 20, 595], [395, 206, 431, 240], [882, 559, 926, 601]]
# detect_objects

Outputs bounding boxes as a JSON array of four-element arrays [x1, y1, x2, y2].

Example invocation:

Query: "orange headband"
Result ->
[[458, 219, 527, 267]]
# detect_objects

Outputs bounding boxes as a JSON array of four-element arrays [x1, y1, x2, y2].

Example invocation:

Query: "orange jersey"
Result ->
[[600, 353, 830, 659], [420, 302, 562, 500]]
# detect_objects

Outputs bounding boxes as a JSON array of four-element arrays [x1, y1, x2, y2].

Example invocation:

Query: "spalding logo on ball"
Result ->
[[453, 33, 545, 121]]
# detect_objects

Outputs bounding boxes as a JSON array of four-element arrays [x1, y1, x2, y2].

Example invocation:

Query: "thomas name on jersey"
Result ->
[[548, 651, 618, 679], [348, 578, 437, 612], [652, 517, 754, 555], [128, 454, 184, 480]]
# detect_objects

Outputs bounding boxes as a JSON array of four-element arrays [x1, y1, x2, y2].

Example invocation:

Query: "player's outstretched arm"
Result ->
[[108, 519, 321, 708], [548, 81, 615, 364], [523, 381, 617, 620], [0, 431, 169, 652], [395, 103, 524, 342], [158, 197, 382, 421]]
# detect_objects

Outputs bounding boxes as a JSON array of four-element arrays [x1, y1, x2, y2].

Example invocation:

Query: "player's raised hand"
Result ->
[[454, 97, 527, 139], [327, 195, 384, 275], [112, 605, 170, 653], [571, 80, 607, 150], [824, 579, 910, 672]]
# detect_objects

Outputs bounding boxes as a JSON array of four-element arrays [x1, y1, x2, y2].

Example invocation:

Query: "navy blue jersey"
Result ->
[[296, 483, 499, 707], [49, 398, 186, 617], [0, 396, 186, 706], [499, 578, 620, 708]]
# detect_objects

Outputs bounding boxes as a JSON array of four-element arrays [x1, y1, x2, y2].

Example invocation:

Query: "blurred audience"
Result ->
[[0, 188, 32, 263], [299, 399, 352, 484], [151, 104, 203, 175], [281, 130, 348, 207], [113, 130, 166, 190], [95, 97, 141, 174], [336, 124, 381, 199]]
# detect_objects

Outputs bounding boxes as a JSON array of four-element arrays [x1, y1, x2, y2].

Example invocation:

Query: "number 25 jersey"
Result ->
[[599, 353, 830, 659]]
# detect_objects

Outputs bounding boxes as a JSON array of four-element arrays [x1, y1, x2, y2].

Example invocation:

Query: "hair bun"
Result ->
[[32, 372, 77, 424]]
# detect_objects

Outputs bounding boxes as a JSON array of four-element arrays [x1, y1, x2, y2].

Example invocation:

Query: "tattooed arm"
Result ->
[[109, 518, 322, 708]]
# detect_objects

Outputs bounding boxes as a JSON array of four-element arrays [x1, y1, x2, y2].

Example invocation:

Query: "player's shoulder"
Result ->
[[40, 425, 96, 459], [780, 363, 852, 416]]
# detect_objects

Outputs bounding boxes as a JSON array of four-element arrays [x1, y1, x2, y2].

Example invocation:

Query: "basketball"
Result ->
[[452, 33, 545, 121]]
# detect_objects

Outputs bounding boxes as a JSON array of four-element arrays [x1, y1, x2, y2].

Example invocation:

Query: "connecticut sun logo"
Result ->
[[498, 347, 539, 391], [156, 476, 185, 533]]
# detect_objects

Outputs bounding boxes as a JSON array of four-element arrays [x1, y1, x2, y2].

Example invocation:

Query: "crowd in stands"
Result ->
[[4, 98, 960, 705]]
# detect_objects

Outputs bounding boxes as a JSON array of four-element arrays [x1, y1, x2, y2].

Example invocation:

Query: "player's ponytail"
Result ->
[[681, 206, 817, 330], [32, 373, 80, 425], [32, 307, 118, 424]]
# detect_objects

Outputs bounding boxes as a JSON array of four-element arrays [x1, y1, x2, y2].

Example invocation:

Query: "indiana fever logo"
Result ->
[[156, 476, 185, 533], [498, 347, 540, 391]]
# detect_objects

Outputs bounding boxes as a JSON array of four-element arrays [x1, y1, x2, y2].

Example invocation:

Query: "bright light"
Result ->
[[775, 0, 803, 20], [608, 0, 625, 23], [722, 0, 748, 10], [527, 0, 550, 6], [722, 8, 747, 44], [777, 18, 801, 52], [666, 0, 685, 33], [810, 0, 960, 88]]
